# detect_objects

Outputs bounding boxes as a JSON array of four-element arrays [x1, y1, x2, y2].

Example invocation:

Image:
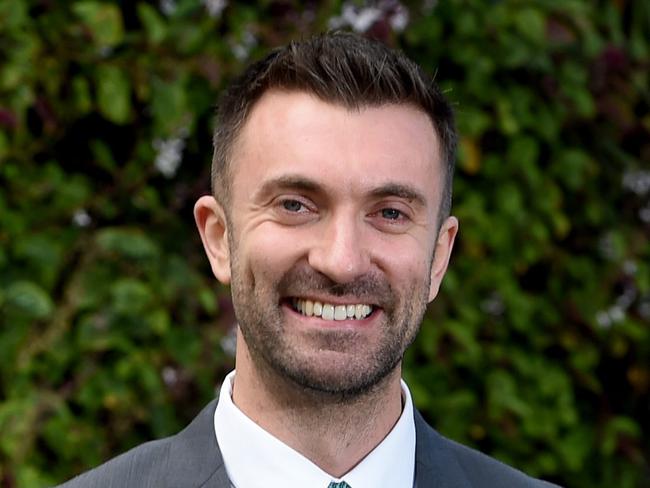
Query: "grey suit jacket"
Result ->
[[57, 398, 559, 487]]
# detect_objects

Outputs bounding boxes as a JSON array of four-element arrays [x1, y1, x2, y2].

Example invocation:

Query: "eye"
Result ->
[[381, 208, 403, 220], [273, 196, 317, 223], [281, 199, 308, 213], [368, 203, 413, 233]]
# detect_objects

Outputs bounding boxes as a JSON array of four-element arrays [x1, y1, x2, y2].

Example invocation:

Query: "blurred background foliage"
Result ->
[[0, 0, 648, 486]]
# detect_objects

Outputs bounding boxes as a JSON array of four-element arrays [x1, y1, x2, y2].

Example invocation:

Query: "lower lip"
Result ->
[[282, 302, 379, 329]]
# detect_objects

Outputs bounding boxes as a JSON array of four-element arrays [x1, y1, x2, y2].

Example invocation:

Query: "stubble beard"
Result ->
[[229, 254, 431, 400]]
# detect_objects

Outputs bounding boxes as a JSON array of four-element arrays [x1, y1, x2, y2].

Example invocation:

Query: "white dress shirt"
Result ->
[[214, 370, 415, 488]]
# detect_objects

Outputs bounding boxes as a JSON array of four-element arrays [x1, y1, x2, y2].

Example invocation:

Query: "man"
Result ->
[[59, 32, 558, 487]]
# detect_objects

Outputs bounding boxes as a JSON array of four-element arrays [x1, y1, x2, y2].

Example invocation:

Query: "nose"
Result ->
[[307, 212, 371, 284]]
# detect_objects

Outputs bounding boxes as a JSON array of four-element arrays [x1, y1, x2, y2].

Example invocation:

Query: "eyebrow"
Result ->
[[254, 175, 323, 201], [367, 183, 428, 209], [255, 175, 428, 208]]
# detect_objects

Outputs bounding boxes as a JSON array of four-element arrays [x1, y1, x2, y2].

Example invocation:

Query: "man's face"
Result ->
[[197, 90, 457, 396]]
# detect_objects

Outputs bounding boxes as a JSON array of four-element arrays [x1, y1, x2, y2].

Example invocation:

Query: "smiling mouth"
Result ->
[[290, 298, 374, 321]]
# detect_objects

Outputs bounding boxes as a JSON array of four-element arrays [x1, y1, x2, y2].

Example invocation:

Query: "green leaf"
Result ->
[[89, 139, 117, 172], [0, 0, 28, 30], [507, 136, 540, 173], [151, 77, 189, 135], [110, 278, 154, 315], [555, 148, 592, 190], [73, 1, 124, 48], [558, 426, 595, 472], [0, 396, 38, 458], [601, 416, 641, 455], [72, 76, 92, 114], [487, 369, 531, 419], [146, 308, 171, 335], [96, 227, 160, 260], [95, 65, 131, 124], [199, 287, 218, 315], [566, 86, 596, 118], [4, 281, 54, 319], [137, 3, 167, 45], [514, 8, 546, 44], [456, 107, 491, 137], [13, 234, 65, 289], [497, 98, 519, 135]]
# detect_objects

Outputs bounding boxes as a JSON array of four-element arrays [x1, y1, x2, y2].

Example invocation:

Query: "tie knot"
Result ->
[[328, 483, 351, 488]]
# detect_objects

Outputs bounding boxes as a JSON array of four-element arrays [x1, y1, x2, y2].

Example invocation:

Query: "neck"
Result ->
[[231, 329, 403, 477]]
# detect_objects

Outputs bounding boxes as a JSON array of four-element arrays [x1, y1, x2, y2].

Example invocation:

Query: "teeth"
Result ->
[[346, 304, 355, 318], [334, 305, 347, 320], [355, 304, 364, 319], [321, 304, 334, 320], [292, 299, 373, 321]]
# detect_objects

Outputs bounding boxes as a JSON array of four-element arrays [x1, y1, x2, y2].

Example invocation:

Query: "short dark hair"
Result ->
[[212, 31, 456, 219]]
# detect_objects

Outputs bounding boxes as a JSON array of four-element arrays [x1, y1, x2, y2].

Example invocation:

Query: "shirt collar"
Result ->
[[214, 370, 415, 488]]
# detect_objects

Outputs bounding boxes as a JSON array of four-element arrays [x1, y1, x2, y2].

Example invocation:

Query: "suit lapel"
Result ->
[[177, 400, 471, 487], [413, 409, 472, 488], [165, 398, 232, 487]]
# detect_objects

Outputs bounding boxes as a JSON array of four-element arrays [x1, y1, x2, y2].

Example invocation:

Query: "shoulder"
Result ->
[[55, 398, 229, 488], [56, 436, 174, 488], [414, 410, 561, 488]]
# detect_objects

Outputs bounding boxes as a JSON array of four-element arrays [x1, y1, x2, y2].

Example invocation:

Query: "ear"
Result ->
[[428, 216, 459, 302], [194, 195, 232, 284]]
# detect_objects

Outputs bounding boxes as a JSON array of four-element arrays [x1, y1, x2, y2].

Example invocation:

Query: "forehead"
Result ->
[[231, 90, 442, 205]]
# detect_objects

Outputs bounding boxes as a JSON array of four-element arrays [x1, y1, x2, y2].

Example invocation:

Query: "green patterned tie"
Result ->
[[328, 483, 351, 488]]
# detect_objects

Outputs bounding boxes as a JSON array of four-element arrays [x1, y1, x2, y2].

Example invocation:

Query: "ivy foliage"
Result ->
[[0, 1, 648, 487]]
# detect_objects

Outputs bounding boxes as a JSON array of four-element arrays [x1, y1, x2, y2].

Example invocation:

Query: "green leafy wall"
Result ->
[[0, 1, 648, 486]]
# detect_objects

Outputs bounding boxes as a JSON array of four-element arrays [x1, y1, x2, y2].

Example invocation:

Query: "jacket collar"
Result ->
[[413, 408, 472, 488], [178, 397, 468, 488], [167, 398, 231, 487]]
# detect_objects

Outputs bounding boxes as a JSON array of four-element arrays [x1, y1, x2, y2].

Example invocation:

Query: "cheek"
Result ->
[[239, 226, 308, 280], [374, 235, 433, 285], [393, 257, 432, 291]]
